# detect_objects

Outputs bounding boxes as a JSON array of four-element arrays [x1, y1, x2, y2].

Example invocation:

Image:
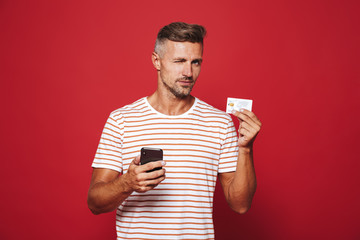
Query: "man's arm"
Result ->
[[218, 109, 261, 214], [87, 156, 166, 215]]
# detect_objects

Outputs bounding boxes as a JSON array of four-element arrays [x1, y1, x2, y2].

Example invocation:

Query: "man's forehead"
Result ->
[[165, 40, 202, 48], [164, 40, 203, 56]]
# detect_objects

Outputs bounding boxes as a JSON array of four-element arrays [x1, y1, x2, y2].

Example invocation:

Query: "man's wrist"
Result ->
[[238, 146, 253, 154], [117, 173, 134, 194]]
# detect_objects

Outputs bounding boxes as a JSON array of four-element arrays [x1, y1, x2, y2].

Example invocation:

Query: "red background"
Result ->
[[1, 0, 359, 239]]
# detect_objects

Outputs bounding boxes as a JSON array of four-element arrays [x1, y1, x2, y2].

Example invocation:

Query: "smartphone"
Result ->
[[140, 147, 163, 172]]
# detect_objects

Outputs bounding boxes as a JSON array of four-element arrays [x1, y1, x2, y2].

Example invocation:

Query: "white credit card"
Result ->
[[226, 97, 253, 113]]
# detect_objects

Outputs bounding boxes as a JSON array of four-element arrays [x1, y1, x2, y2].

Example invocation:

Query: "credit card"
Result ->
[[226, 97, 253, 113]]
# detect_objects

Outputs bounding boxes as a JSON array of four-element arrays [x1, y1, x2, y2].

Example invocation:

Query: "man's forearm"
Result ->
[[228, 147, 257, 213], [87, 174, 133, 215], [87, 158, 166, 215]]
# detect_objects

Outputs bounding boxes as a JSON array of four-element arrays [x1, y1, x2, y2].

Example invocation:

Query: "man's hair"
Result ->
[[154, 22, 207, 56]]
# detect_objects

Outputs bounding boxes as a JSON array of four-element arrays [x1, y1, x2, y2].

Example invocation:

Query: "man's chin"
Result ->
[[173, 93, 190, 99], [162, 80, 194, 99], [171, 89, 192, 99]]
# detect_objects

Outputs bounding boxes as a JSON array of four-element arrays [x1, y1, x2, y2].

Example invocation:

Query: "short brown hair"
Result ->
[[154, 22, 207, 56]]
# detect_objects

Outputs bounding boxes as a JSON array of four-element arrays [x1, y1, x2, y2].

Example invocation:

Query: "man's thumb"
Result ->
[[131, 155, 141, 166]]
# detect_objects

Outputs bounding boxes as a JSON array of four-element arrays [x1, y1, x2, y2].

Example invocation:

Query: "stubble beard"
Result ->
[[161, 78, 195, 99]]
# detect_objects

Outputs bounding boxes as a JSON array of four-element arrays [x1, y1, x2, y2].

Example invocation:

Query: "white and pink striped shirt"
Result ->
[[92, 97, 239, 239]]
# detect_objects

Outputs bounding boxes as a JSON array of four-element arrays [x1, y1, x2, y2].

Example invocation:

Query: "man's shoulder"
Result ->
[[195, 98, 232, 121], [109, 97, 147, 119]]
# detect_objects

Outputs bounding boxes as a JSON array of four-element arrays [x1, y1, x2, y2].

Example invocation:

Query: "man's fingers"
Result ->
[[235, 111, 257, 126], [145, 167, 166, 180], [131, 155, 141, 166], [232, 110, 262, 128], [238, 127, 249, 137], [240, 121, 260, 135], [135, 172, 166, 193], [241, 109, 262, 127], [127, 156, 166, 193], [140, 160, 166, 172], [143, 175, 166, 186]]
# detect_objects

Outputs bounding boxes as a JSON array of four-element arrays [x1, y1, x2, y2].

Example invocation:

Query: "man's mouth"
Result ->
[[177, 78, 194, 86]]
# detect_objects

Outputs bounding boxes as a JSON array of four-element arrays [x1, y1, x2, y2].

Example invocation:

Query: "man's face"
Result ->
[[156, 40, 203, 99]]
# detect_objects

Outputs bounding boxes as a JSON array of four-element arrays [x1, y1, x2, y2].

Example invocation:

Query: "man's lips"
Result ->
[[177, 80, 194, 86]]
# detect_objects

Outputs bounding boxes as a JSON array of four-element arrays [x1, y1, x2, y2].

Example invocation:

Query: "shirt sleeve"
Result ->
[[218, 115, 239, 173], [91, 111, 124, 172]]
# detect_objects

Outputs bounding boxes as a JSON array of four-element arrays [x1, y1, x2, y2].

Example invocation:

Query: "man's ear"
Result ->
[[152, 52, 161, 71]]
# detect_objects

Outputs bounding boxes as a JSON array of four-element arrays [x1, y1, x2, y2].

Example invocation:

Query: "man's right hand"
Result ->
[[87, 155, 166, 215], [123, 155, 166, 193]]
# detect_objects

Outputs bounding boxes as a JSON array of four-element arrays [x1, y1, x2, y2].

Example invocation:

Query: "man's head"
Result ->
[[152, 22, 207, 99], [154, 22, 206, 57]]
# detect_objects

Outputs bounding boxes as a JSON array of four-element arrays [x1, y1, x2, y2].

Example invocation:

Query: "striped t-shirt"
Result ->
[[92, 97, 239, 240]]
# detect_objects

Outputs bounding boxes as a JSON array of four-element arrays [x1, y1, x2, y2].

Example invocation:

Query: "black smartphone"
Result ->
[[140, 147, 163, 172]]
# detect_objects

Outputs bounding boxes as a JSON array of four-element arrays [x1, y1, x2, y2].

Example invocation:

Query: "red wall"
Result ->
[[1, 0, 359, 239]]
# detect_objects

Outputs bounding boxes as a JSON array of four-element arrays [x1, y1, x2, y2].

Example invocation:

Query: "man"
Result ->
[[88, 22, 261, 239]]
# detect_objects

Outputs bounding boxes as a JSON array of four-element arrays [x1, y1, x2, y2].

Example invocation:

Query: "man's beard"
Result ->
[[162, 77, 195, 99]]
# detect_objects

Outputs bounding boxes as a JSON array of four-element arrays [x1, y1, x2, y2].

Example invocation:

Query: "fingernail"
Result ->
[[162, 161, 166, 166], [240, 108, 244, 112]]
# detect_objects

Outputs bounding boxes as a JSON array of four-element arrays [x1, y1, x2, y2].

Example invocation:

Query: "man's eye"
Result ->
[[192, 60, 201, 65]]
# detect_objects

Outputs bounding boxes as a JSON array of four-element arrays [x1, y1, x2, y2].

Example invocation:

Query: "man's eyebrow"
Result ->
[[172, 57, 203, 63], [194, 58, 203, 62]]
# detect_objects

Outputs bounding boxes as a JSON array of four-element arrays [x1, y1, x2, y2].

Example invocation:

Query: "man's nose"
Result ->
[[182, 62, 193, 77]]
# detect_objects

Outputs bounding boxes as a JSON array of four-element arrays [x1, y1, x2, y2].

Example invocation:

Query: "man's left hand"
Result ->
[[232, 109, 262, 148]]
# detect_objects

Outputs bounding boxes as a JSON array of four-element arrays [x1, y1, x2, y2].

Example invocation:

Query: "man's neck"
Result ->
[[147, 91, 195, 116]]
